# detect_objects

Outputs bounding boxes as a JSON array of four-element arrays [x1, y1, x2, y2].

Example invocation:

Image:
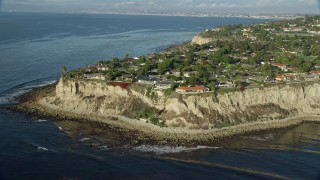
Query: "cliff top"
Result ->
[[63, 15, 320, 95]]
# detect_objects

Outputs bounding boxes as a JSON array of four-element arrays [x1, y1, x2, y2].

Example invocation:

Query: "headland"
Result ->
[[10, 15, 320, 147]]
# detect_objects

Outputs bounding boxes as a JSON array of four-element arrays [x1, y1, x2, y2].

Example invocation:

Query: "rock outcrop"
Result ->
[[49, 78, 320, 130], [191, 35, 214, 45]]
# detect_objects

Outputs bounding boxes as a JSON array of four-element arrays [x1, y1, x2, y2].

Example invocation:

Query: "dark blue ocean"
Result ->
[[0, 12, 320, 179]]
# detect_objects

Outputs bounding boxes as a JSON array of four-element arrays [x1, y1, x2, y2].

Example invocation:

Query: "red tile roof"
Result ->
[[109, 82, 132, 89], [310, 70, 320, 74], [276, 74, 285, 79]]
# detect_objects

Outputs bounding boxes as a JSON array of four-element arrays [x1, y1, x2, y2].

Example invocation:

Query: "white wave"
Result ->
[[22, 80, 56, 89], [34, 119, 47, 123], [132, 145, 221, 155], [78, 137, 91, 142], [37, 146, 49, 151], [99, 145, 112, 150], [0, 89, 29, 104], [0, 80, 56, 105], [241, 134, 275, 141]]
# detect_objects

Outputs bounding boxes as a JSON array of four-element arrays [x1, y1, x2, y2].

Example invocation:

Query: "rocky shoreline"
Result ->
[[8, 83, 320, 148]]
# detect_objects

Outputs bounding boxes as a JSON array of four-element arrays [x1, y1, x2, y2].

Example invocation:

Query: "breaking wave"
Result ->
[[132, 145, 221, 155], [0, 79, 56, 105], [241, 134, 275, 141], [33, 119, 48, 123], [78, 137, 91, 142], [37, 146, 49, 151]]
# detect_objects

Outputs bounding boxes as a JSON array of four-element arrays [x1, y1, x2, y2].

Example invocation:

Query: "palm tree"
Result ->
[[61, 65, 67, 77]]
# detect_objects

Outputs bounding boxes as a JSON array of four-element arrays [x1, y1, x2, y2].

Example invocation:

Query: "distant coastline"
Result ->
[[2, 10, 305, 20]]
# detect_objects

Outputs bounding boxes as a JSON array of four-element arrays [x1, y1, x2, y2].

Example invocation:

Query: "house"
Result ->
[[198, 60, 209, 65], [183, 71, 197, 78], [276, 74, 286, 81], [286, 66, 297, 71], [122, 58, 135, 65], [84, 73, 106, 80], [310, 70, 320, 75], [285, 74, 296, 81], [283, 27, 304, 32], [170, 70, 181, 77], [216, 82, 235, 89], [265, 78, 276, 83], [209, 48, 220, 52], [276, 73, 299, 81], [138, 77, 157, 84], [270, 62, 288, 72], [130, 66, 140, 71], [176, 85, 209, 93], [304, 75, 319, 81], [248, 76, 266, 82], [97, 65, 109, 71], [117, 74, 134, 82], [84, 66, 98, 73], [155, 82, 172, 90]]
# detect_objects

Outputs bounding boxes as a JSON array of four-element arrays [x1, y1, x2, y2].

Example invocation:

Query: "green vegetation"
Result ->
[[135, 107, 158, 119], [134, 107, 165, 127], [61, 65, 67, 77], [149, 117, 166, 127]]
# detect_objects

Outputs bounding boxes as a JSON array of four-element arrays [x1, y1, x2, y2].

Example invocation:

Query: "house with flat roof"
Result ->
[[84, 73, 106, 81], [176, 85, 209, 93]]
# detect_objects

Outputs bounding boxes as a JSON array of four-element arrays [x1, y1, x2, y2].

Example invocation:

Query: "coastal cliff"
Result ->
[[47, 78, 320, 130]]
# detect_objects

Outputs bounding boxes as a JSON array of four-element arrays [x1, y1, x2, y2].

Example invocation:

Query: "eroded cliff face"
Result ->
[[54, 79, 157, 117], [191, 35, 214, 45], [52, 78, 320, 129]]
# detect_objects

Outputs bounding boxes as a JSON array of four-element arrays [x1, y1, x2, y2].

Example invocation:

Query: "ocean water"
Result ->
[[0, 12, 320, 179]]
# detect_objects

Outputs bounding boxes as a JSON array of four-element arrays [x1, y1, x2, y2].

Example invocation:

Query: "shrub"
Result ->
[[135, 107, 158, 119], [150, 118, 166, 127]]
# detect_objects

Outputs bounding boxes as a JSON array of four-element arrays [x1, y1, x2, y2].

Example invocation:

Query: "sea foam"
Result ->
[[241, 134, 275, 141], [0, 80, 56, 105], [132, 145, 221, 155]]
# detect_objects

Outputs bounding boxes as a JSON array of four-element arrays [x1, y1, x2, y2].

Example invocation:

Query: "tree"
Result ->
[[261, 64, 276, 78], [111, 58, 121, 68], [142, 63, 151, 72], [208, 83, 216, 92], [291, 58, 304, 68], [223, 55, 232, 64], [188, 74, 200, 85], [301, 62, 312, 72], [302, 48, 311, 56], [138, 63, 151, 75], [158, 58, 173, 74], [138, 56, 146, 63], [185, 52, 195, 66], [61, 65, 67, 77]]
